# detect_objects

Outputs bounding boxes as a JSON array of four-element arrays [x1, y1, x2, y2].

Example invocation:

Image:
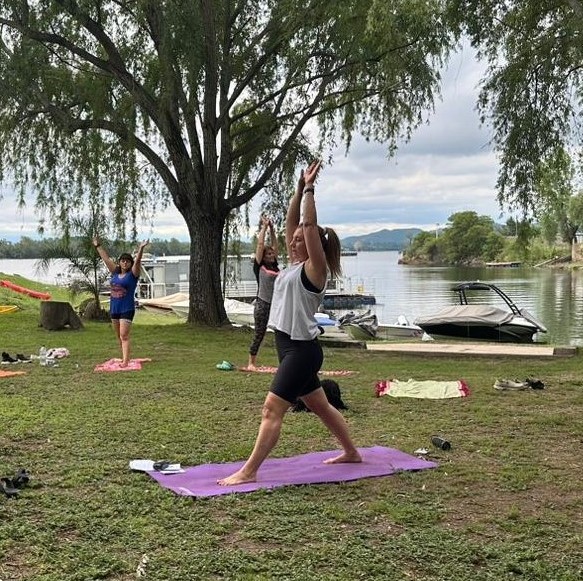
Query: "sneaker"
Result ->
[[494, 379, 529, 390], [16, 354, 32, 363], [1, 352, 18, 364], [525, 378, 545, 390]]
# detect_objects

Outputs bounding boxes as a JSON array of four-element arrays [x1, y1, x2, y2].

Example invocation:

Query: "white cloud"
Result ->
[[0, 45, 512, 243]]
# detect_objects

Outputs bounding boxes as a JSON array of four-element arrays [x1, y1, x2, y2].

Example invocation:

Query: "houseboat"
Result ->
[[138, 254, 375, 309]]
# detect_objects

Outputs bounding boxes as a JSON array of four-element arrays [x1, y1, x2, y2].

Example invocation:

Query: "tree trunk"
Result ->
[[186, 210, 229, 326], [40, 301, 84, 330]]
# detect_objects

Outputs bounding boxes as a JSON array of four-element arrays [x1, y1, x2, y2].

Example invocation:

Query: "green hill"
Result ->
[[341, 228, 422, 251]]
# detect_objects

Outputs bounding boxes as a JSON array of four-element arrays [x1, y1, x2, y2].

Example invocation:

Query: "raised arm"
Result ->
[[132, 240, 149, 277], [93, 236, 117, 274], [268, 220, 278, 257], [301, 161, 327, 289], [255, 217, 268, 264], [286, 169, 305, 256]]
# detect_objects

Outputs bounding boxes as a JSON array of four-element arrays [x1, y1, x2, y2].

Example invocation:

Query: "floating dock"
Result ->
[[366, 342, 577, 358]]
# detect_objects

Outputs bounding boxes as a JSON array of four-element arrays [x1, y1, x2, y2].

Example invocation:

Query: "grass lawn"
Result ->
[[1, 274, 582, 580]]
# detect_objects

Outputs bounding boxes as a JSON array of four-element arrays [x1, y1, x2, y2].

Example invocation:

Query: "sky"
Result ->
[[0, 45, 512, 242]]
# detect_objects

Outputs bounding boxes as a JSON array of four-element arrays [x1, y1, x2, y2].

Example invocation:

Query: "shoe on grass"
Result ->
[[525, 378, 545, 390], [1, 352, 18, 364], [494, 379, 529, 390]]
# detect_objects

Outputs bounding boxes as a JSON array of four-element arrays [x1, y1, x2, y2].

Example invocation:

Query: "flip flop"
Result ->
[[1, 477, 19, 498]]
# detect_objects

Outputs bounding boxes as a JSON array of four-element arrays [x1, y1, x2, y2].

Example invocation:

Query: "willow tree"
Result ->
[[0, 0, 454, 325], [536, 149, 583, 249], [449, 0, 583, 214]]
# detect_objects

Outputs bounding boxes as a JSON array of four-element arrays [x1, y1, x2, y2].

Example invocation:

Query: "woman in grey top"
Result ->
[[219, 161, 361, 486], [246, 216, 279, 370]]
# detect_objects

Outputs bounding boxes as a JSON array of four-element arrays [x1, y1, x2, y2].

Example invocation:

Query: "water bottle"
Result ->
[[431, 435, 451, 451], [39, 345, 47, 366]]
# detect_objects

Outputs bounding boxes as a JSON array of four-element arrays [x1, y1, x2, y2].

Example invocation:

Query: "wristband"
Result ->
[[94, 244, 101, 248], [303, 187, 315, 194]]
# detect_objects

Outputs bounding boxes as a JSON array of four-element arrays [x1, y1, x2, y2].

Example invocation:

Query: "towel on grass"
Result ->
[[239, 365, 354, 377], [0, 369, 26, 378], [376, 379, 470, 399], [142, 446, 437, 497], [94, 358, 152, 372]]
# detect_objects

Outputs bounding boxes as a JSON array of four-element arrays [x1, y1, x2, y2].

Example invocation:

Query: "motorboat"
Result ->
[[377, 316, 424, 339], [338, 310, 379, 340], [339, 311, 423, 340], [413, 282, 547, 342]]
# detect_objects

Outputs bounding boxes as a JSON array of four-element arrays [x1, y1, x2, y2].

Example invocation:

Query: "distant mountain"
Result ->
[[341, 228, 423, 251]]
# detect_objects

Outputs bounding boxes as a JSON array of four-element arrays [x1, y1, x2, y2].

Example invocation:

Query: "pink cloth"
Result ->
[[94, 358, 152, 372]]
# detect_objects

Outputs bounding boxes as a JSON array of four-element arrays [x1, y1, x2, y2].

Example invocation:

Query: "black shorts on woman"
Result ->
[[270, 330, 323, 403]]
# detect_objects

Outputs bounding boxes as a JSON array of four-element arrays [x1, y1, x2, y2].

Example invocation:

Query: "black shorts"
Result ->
[[110, 310, 135, 322], [270, 331, 323, 404]]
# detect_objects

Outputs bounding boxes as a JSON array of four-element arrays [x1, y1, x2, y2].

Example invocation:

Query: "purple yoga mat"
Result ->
[[145, 446, 438, 497]]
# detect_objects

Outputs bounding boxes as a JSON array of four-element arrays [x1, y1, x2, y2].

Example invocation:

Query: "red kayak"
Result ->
[[0, 280, 51, 300]]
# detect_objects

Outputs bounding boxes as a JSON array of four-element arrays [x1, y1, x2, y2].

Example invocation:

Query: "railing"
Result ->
[[224, 280, 258, 298]]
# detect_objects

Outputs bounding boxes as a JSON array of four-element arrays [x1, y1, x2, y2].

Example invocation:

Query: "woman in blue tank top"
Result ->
[[219, 161, 361, 486], [93, 236, 149, 367]]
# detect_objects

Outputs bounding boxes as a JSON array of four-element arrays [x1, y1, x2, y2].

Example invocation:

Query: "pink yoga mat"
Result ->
[[145, 446, 437, 497], [94, 358, 152, 372]]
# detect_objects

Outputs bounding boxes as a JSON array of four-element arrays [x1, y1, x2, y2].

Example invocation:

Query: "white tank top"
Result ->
[[267, 262, 325, 340]]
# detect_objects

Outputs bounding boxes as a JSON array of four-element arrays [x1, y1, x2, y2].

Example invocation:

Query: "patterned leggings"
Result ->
[[249, 298, 271, 356]]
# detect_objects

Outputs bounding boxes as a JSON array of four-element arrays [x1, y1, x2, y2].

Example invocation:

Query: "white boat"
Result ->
[[138, 292, 189, 313], [414, 282, 547, 343], [377, 316, 423, 338], [342, 312, 422, 340], [170, 297, 255, 326]]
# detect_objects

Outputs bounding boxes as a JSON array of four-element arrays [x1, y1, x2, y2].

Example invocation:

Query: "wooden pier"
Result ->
[[366, 342, 577, 358]]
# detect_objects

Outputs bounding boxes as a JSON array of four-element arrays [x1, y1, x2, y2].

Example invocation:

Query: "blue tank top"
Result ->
[[109, 271, 138, 315]]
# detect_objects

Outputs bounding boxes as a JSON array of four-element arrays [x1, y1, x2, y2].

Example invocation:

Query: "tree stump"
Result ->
[[39, 301, 84, 331]]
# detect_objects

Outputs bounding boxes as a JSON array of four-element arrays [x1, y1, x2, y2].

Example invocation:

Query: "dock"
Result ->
[[485, 261, 522, 268], [365, 342, 577, 358]]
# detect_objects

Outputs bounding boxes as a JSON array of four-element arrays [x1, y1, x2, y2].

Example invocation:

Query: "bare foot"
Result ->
[[119, 360, 129, 368], [323, 451, 362, 464], [217, 469, 257, 486], [246, 363, 256, 371]]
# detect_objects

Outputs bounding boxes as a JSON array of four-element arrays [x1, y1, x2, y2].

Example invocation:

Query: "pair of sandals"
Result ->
[[1, 352, 31, 364], [494, 378, 545, 391], [1, 469, 30, 498]]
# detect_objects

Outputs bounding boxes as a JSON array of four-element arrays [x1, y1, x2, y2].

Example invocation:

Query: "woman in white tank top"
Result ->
[[219, 161, 361, 486]]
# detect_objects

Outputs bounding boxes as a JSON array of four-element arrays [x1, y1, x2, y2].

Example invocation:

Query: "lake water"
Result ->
[[340, 251, 583, 346], [1, 252, 582, 345]]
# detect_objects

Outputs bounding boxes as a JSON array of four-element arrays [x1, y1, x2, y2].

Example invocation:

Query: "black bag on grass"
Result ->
[[291, 379, 348, 412]]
